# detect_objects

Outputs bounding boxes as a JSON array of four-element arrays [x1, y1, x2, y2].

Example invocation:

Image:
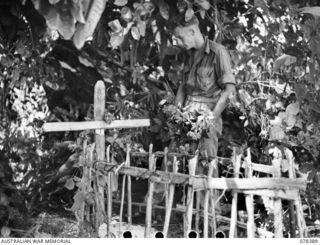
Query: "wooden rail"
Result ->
[[130, 151, 278, 175], [97, 163, 306, 199]]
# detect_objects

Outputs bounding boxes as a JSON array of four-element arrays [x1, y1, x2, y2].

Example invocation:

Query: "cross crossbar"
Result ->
[[42, 119, 150, 132], [42, 80, 150, 133]]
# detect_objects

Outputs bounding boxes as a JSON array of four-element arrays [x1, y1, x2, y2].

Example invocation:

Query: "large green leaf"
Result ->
[[137, 21, 146, 37], [273, 54, 297, 72], [300, 7, 320, 17], [144, 2, 155, 14], [110, 35, 124, 49], [195, 0, 210, 10], [269, 125, 285, 140], [286, 102, 299, 116], [253, 0, 268, 11], [73, 0, 86, 23], [108, 19, 123, 32], [73, 0, 108, 49], [285, 102, 299, 129], [157, 0, 169, 20], [48, 0, 61, 4], [133, 3, 147, 16], [64, 179, 75, 190], [47, 15, 73, 39], [114, 0, 127, 7], [32, 0, 76, 39], [200, 9, 205, 19], [185, 8, 194, 22], [238, 89, 253, 106], [131, 26, 140, 40], [121, 6, 132, 22]]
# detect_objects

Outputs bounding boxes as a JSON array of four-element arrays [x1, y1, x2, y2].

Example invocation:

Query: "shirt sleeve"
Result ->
[[215, 46, 236, 88]]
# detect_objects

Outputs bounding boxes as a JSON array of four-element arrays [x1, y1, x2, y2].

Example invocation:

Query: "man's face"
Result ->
[[174, 26, 196, 50]]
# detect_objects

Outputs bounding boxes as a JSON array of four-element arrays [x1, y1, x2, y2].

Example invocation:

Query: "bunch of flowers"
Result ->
[[162, 104, 217, 141]]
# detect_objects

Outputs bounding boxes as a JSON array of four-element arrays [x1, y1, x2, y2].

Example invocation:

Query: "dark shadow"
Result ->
[[188, 230, 198, 238], [215, 231, 225, 238], [123, 231, 132, 238], [155, 231, 164, 238]]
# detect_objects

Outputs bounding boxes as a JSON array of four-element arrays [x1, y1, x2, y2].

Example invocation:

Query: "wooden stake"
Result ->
[[107, 145, 118, 193], [182, 156, 186, 205], [88, 144, 95, 224], [94, 80, 106, 229], [210, 159, 219, 236], [245, 148, 255, 238], [289, 201, 296, 238], [94, 175, 102, 230], [163, 147, 169, 209], [182, 156, 186, 232], [285, 148, 296, 237], [163, 156, 178, 238], [285, 148, 307, 238], [119, 174, 126, 236], [106, 145, 113, 237], [203, 159, 215, 238], [85, 142, 95, 223], [295, 195, 307, 237], [107, 172, 112, 237], [106, 145, 111, 163], [230, 149, 241, 238], [126, 144, 132, 225], [80, 140, 87, 223], [272, 148, 283, 238], [184, 153, 198, 237], [145, 144, 155, 238], [195, 191, 200, 234]]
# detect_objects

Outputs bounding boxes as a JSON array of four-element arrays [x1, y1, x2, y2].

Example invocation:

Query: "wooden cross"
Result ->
[[42, 80, 150, 231], [43, 81, 150, 133], [43, 80, 150, 134]]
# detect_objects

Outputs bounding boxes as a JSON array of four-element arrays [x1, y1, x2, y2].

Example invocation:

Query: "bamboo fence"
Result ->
[[42, 80, 308, 238]]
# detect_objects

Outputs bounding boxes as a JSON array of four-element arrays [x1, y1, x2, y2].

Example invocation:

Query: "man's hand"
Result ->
[[212, 83, 236, 118]]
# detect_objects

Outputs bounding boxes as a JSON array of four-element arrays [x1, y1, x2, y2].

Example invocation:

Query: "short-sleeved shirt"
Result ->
[[182, 37, 236, 103]]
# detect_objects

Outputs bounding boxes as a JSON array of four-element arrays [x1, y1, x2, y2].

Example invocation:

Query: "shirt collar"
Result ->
[[193, 36, 210, 54], [186, 36, 211, 61]]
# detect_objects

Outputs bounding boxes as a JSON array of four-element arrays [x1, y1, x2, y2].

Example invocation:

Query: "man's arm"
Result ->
[[212, 83, 235, 118], [212, 44, 236, 118]]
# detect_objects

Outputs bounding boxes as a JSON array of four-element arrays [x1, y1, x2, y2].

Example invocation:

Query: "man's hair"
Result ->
[[168, 13, 199, 31]]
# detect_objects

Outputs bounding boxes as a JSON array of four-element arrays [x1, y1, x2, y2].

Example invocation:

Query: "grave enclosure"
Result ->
[[43, 81, 307, 238]]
